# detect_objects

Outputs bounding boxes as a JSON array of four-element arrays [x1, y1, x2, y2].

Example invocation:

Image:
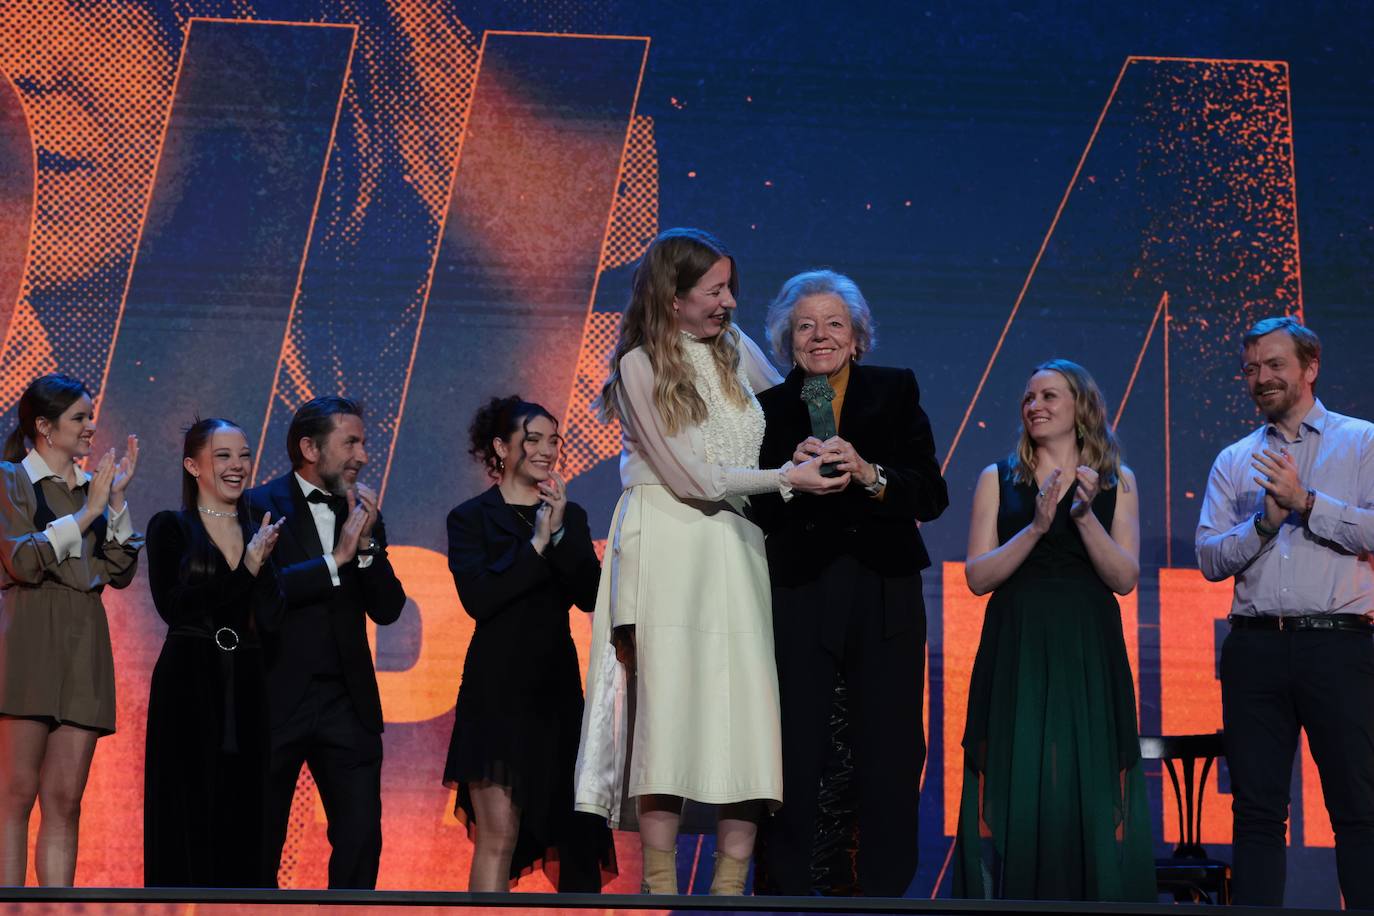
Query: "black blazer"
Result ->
[[445, 486, 600, 709], [446, 486, 600, 624], [753, 363, 949, 586], [246, 474, 407, 734]]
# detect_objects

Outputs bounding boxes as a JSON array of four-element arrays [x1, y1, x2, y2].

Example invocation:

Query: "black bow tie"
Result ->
[[306, 490, 347, 512]]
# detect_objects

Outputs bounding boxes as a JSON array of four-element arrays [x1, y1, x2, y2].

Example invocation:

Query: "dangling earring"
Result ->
[[42, 432, 52, 448], [1076, 422, 1086, 440], [497, 457, 505, 472]]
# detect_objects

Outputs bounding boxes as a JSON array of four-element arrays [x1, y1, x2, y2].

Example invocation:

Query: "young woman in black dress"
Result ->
[[444, 396, 614, 892], [143, 418, 286, 886]]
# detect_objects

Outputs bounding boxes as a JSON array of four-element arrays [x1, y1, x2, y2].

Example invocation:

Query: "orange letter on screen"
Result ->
[[1157, 567, 1231, 843]]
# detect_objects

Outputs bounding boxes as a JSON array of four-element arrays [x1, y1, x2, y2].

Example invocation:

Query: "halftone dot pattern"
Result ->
[[0, 300, 54, 408], [557, 114, 657, 482], [600, 114, 657, 273], [560, 309, 623, 481], [0, 0, 175, 409], [275, 326, 316, 416], [256, 0, 481, 486], [279, 766, 321, 888]]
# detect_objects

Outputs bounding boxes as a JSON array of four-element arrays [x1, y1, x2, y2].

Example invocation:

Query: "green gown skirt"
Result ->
[[952, 573, 1156, 901]]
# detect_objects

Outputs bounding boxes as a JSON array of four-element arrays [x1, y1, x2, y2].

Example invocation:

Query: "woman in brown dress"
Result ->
[[0, 374, 142, 885]]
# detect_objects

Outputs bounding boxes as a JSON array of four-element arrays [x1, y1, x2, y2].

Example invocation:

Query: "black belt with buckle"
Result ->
[[1229, 614, 1374, 632], [169, 623, 243, 650]]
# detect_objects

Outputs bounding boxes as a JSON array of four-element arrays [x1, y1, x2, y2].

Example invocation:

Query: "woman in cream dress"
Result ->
[[574, 228, 847, 895]]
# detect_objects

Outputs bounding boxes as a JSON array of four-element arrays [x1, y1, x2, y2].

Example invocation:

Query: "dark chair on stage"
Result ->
[[1139, 733, 1232, 905]]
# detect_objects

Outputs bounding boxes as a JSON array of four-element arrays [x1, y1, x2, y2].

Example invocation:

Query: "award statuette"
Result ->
[[800, 375, 843, 477]]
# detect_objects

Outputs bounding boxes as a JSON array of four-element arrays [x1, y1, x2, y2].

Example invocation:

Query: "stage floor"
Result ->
[[0, 888, 1345, 916]]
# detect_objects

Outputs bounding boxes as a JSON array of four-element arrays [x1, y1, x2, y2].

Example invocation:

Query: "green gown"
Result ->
[[953, 460, 1155, 901]]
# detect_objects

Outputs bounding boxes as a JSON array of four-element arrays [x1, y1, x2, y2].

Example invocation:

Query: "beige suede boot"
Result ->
[[640, 845, 678, 895], [708, 850, 751, 895]]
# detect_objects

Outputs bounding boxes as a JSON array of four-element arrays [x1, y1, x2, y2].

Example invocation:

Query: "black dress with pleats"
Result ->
[[443, 487, 615, 890]]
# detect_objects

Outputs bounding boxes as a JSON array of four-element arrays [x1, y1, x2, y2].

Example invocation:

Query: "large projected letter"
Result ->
[[372, 31, 648, 718], [95, 19, 355, 471], [1158, 568, 1231, 843], [0, 70, 33, 347], [934, 57, 1300, 847], [78, 19, 353, 886]]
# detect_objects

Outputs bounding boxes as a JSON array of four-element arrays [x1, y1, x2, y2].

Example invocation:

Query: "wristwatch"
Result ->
[[865, 463, 887, 496], [356, 538, 382, 557]]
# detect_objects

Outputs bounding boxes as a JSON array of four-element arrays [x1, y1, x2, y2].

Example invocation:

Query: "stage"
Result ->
[[1, 0, 1371, 910], [0, 888, 1344, 916]]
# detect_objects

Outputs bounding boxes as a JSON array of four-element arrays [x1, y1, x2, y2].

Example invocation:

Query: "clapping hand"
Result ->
[[537, 471, 568, 536], [110, 435, 138, 511], [332, 501, 369, 567], [245, 511, 286, 576], [354, 483, 379, 542], [1069, 465, 1099, 519], [80, 449, 117, 531], [1030, 467, 1063, 535], [1252, 448, 1305, 512]]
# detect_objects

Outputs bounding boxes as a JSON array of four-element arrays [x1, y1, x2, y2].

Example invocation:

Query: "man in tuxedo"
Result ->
[[247, 396, 407, 889]]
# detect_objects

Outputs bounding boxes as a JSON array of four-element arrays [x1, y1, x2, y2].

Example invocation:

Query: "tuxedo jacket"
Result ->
[[752, 363, 949, 586], [246, 474, 406, 734]]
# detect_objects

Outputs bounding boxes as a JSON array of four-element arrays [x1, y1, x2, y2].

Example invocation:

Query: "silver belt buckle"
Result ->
[[214, 626, 240, 651]]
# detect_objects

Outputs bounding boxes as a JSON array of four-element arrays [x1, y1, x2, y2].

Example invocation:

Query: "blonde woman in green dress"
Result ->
[[954, 359, 1153, 901]]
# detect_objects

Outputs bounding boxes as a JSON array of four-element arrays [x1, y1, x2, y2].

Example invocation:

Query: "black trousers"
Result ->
[[263, 676, 384, 889], [1221, 626, 1374, 908], [760, 555, 926, 897]]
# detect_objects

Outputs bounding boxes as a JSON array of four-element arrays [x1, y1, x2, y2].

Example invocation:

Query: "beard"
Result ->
[[1251, 380, 1301, 419], [317, 462, 359, 496]]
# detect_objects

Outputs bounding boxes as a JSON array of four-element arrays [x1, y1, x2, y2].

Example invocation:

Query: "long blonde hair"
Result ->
[[599, 228, 749, 435], [1010, 358, 1122, 489]]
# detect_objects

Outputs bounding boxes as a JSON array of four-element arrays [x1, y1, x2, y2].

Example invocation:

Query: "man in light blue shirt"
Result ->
[[1197, 316, 1374, 907]]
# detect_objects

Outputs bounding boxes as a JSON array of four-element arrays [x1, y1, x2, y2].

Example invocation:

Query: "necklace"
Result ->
[[505, 501, 538, 530], [198, 505, 237, 519]]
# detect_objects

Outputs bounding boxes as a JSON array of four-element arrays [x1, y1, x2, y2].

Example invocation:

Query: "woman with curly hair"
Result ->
[[953, 359, 1154, 901], [443, 396, 614, 892], [573, 228, 847, 895]]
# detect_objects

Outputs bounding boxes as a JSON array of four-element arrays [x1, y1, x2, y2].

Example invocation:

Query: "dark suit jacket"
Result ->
[[246, 474, 407, 734], [445, 486, 600, 712], [752, 363, 949, 586], [446, 486, 600, 624]]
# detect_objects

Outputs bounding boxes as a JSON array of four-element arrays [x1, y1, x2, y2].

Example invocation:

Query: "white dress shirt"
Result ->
[[294, 472, 373, 587], [1196, 399, 1374, 616], [22, 450, 133, 563]]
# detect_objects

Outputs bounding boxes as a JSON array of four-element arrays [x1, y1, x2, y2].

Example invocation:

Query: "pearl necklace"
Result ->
[[198, 505, 237, 519]]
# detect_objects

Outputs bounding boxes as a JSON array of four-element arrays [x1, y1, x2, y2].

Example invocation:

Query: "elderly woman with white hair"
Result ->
[[750, 270, 948, 897]]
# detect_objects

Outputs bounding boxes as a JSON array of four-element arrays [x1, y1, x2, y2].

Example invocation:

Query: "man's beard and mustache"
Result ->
[[319, 463, 363, 496], [1252, 379, 1300, 418]]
